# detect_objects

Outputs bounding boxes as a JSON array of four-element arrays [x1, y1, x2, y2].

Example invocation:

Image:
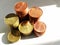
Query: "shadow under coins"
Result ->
[[21, 32, 36, 40], [0, 22, 36, 44], [2, 28, 36, 44], [1, 25, 12, 44], [2, 32, 11, 44]]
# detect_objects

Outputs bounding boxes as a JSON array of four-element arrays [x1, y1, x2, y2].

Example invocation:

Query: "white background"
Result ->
[[0, 0, 60, 45]]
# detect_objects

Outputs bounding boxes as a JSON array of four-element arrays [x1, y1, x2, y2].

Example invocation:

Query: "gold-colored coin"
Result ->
[[4, 13, 19, 28], [7, 32, 21, 42], [18, 21, 33, 35]]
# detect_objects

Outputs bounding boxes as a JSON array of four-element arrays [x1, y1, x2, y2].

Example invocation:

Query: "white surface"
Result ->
[[0, 0, 60, 45]]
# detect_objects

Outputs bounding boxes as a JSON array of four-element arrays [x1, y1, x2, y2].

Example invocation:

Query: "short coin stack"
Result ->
[[4, 1, 46, 43]]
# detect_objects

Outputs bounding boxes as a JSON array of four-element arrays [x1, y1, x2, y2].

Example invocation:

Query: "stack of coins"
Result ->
[[34, 21, 46, 37], [14, 2, 28, 18], [29, 7, 43, 24], [4, 1, 46, 43]]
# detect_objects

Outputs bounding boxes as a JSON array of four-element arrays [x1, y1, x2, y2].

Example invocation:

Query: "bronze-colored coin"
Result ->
[[29, 7, 43, 18], [14, 2, 28, 18], [14, 2, 27, 12], [34, 21, 46, 33], [29, 7, 43, 24]]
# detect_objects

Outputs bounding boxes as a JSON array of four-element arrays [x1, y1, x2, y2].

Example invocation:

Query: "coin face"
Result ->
[[29, 7, 43, 18], [18, 21, 33, 35], [14, 2, 27, 12], [7, 32, 21, 43], [34, 21, 46, 33]]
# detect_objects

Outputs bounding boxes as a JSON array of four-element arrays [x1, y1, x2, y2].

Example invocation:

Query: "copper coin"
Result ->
[[29, 7, 43, 18], [34, 21, 46, 33], [14, 2, 27, 12], [14, 2, 28, 18]]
